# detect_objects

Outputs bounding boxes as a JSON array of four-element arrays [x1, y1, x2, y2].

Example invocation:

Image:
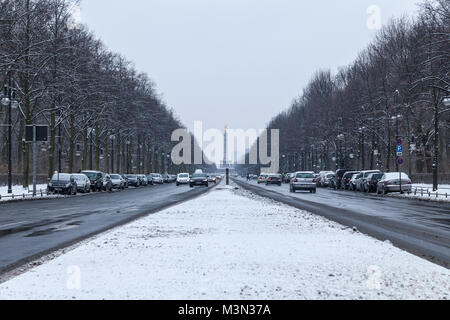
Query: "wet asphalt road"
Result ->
[[0, 183, 214, 274], [233, 178, 450, 268]]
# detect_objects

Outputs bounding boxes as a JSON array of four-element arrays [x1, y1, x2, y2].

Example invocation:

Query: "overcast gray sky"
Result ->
[[80, 0, 419, 134]]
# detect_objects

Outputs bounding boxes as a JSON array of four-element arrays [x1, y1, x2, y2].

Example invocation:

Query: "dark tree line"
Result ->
[[0, 0, 209, 187], [242, 0, 449, 180]]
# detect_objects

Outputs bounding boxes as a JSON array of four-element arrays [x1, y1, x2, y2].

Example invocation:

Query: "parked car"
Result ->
[[258, 174, 268, 184], [322, 173, 335, 188], [355, 170, 382, 192], [147, 174, 154, 185], [138, 174, 148, 186], [73, 173, 91, 193], [102, 173, 113, 192], [176, 173, 190, 186], [162, 173, 170, 183], [363, 173, 384, 193], [150, 173, 164, 184], [341, 171, 360, 190], [349, 173, 362, 191], [266, 174, 282, 186], [290, 172, 317, 193], [190, 172, 209, 188], [122, 175, 129, 188], [125, 175, 140, 187], [168, 175, 177, 183], [318, 171, 334, 187], [334, 169, 354, 189], [81, 170, 104, 192], [110, 174, 126, 190], [47, 173, 77, 195], [377, 172, 412, 195]]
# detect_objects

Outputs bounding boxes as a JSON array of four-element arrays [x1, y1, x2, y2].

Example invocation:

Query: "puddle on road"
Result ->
[[25, 221, 82, 237]]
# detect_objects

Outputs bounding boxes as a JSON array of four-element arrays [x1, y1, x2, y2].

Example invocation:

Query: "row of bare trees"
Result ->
[[0, 0, 207, 187], [242, 0, 449, 181]]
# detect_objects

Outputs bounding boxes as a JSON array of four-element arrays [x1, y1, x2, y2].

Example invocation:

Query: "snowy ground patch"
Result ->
[[0, 184, 49, 202], [0, 186, 448, 300], [389, 184, 450, 202]]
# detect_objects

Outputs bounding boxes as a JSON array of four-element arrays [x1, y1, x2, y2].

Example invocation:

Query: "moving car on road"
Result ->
[[258, 174, 268, 184], [73, 174, 91, 193], [207, 175, 217, 184], [377, 172, 412, 195], [81, 170, 104, 192], [290, 172, 317, 193], [176, 173, 190, 186], [190, 173, 209, 188], [47, 173, 78, 195], [266, 174, 282, 186]]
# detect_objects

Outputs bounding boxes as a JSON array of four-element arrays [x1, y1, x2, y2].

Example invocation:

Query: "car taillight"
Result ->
[[277, 178, 281, 181], [294, 179, 298, 183], [407, 181, 412, 185], [386, 181, 393, 185], [346, 178, 349, 182], [370, 181, 374, 185], [312, 179, 316, 183]]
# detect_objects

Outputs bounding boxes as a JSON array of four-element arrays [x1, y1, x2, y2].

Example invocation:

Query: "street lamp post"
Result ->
[[359, 127, 366, 170], [110, 134, 115, 173], [436, 97, 450, 191], [2, 74, 17, 194]]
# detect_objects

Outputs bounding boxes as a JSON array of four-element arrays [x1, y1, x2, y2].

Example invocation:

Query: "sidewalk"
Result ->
[[0, 185, 448, 299]]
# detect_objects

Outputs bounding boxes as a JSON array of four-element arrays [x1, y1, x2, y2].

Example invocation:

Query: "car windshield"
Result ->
[[193, 174, 207, 178], [152, 174, 160, 177], [326, 174, 334, 178], [296, 173, 314, 178], [269, 175, 281, 178], [372, 174, 383, 180], [82, 172, 98, 180], [110, 175, 121, 179], [128, 175, 137, 179], [51, 173, 71, 181]]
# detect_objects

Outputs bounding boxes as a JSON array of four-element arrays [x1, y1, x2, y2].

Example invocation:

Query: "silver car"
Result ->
[[377, 172, 412, 195], [290, 172, 317, 193], [355, 170, 382, 192]]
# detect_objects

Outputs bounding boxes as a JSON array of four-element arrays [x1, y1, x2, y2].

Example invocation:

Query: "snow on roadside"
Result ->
[[0, 186, 448, 300], [0, 184, 48, 202], [388, 184, 450, 203]]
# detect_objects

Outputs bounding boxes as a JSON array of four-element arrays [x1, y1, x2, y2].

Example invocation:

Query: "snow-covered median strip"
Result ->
[[0, 186, 448, 300]]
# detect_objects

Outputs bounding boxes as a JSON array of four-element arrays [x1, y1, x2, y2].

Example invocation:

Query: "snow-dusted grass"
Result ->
[[0, 184, 48, 202], [389, 184, 450, 202], [0, 186, 448, 300]]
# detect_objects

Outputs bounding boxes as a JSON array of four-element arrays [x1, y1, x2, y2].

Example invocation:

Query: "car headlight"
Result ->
[[66, 183, 71, 188], [48, 183, 52, 187]]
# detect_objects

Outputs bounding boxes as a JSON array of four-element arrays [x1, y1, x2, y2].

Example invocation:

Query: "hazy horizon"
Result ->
[[79, 0, 419, 139]]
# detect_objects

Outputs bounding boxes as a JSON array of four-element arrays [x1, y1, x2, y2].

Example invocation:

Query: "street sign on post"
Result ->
[[25, 125, 48, 142], [396, 145, 403, 157], [397, 158, 404, 165]]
